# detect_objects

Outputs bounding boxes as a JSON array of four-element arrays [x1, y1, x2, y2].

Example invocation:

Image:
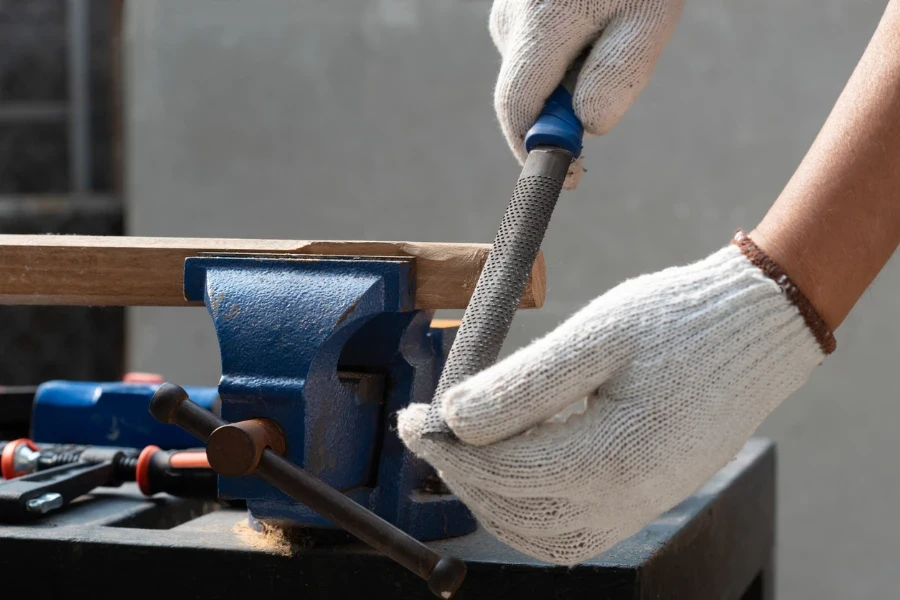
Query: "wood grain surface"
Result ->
[[0, 235, 545, 309]]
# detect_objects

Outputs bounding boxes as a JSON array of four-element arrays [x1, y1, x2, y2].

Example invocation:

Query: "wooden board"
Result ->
[[0, 235, 545, 310]]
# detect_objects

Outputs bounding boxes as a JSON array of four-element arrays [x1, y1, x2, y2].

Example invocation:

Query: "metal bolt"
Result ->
[[25, 493, 64, 514], [12, 442, 41, 476]]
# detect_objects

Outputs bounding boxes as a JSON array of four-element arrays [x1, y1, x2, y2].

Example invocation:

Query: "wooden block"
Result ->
[[0, 235, 546, 310]]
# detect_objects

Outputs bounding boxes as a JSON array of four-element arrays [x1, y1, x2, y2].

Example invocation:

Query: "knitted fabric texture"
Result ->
[[490, 0, 685, 180], [398, 241, 826, 566]]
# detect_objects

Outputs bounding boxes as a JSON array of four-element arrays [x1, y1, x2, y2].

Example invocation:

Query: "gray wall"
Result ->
[[124, 2, 900, 597]]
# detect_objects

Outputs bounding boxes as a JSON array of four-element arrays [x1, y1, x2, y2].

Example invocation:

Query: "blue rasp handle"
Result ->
[[525, 52, 587, 156], [524, 85, 584, 157]]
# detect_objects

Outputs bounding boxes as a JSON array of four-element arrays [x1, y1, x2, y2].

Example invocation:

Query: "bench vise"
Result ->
[[170, 252, 476, 542]]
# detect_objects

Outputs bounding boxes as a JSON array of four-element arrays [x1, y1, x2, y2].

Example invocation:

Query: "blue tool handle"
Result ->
[[31, 380, 220, 449], [524, 85, 584, 156], [524, 51, 587, 156]]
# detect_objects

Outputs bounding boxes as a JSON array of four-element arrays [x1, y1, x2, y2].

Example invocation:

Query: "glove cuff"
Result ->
[[731, 229, 836, 355]]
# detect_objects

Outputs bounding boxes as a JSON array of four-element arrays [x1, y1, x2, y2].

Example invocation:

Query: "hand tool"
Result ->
[[0, 439, 217, 521], [421, 54, 588, 437], [31, 378, 220, 449], [149, 382, 468, 600], [0, 438, 216, 498], [0, 439, 140, 480], [0, 459, 120, 523]]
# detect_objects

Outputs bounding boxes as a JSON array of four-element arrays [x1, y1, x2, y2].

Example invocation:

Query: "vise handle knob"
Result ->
[[149, 383, 467, 600], [207, 419, 287, 477], [150, 383, 223, 442]]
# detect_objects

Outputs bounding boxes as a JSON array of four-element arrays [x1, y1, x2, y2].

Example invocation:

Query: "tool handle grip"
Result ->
[[136, 446, 217, 498], [525, 49, 588, 156], [167, 450, 211, 469], [525, 85, 584, 156]]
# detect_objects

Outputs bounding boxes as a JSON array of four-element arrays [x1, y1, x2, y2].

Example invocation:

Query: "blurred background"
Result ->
[[3, 1, 900, 597]]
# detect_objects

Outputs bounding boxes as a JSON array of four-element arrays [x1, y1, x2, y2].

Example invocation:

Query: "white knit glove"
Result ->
[[490, 0, 685, 173], [398, 233, 834, 566]]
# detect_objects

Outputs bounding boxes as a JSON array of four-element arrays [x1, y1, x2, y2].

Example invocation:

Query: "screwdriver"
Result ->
[[0, 438, 216, 498], [421, 53, 588, 437]]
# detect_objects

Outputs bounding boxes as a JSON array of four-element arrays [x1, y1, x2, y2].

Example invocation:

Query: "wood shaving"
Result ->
[[232, 520, 293, 556]]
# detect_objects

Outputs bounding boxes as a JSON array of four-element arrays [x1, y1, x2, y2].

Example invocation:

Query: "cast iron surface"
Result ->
[[0, 438, 775, 599], [182, 254, 475, 540]]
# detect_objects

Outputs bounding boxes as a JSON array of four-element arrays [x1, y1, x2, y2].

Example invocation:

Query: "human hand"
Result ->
[[398, 232, 833, 565], [490, 0, 685, 171]]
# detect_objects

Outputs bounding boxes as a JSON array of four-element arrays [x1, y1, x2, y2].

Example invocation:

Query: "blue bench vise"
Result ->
[[171, 252, 476, 542]]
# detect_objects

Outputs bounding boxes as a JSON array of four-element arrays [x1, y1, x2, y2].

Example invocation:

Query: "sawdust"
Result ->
[[232, 520, 293, 556], [231, 520, 326, 555]]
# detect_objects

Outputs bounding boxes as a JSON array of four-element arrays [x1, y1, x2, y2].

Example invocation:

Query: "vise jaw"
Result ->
[[182, 252, 475, 541]]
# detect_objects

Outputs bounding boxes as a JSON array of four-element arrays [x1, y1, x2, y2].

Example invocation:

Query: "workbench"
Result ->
[[0, 439, 774, 599]]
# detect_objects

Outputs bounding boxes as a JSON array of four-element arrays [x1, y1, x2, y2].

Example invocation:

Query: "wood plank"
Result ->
[[0, 235, 545, 310]]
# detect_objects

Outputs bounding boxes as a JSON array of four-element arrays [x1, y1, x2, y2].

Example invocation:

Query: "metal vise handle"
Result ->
[[148, 383, 467, 600]]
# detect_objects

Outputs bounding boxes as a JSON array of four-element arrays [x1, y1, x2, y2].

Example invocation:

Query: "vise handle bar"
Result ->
[[149, 383, 467, 600]]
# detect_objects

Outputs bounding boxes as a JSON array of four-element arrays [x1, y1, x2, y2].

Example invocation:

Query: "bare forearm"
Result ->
[[751, 0, 900, 331]]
